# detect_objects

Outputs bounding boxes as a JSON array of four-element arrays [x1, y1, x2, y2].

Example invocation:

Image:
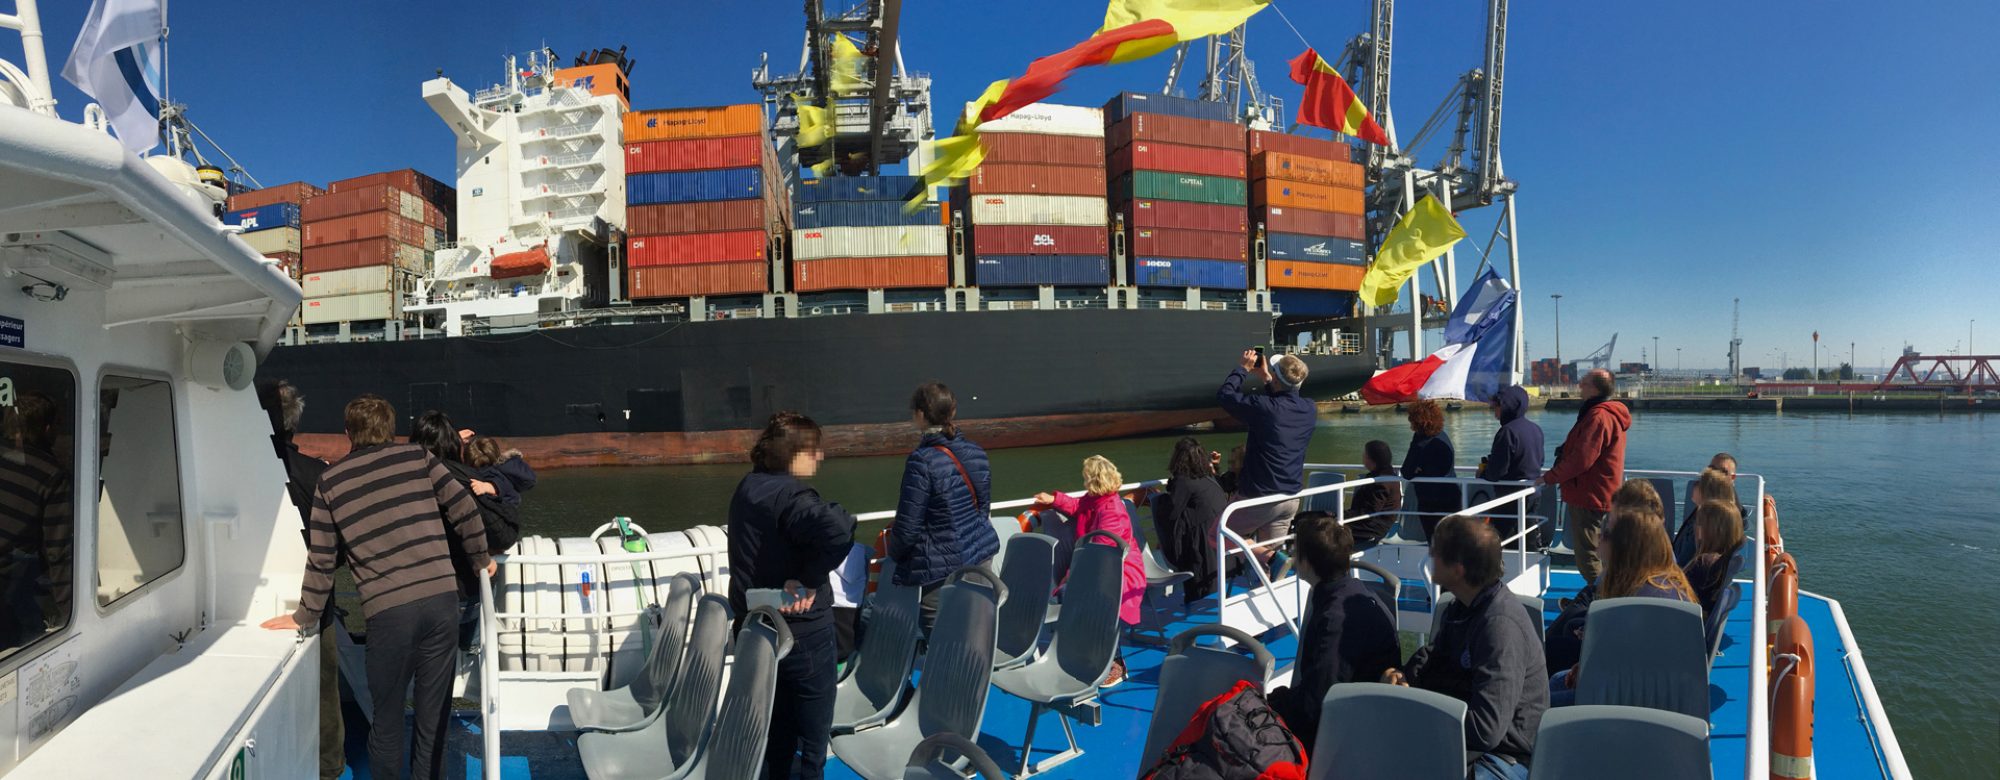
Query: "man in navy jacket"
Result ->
[[1217, 350, 1317, 567], [1481, 385, 1545, 546]]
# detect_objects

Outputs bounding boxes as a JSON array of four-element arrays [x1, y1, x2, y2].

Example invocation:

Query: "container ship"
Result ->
[[258, 33, 1381, 467]]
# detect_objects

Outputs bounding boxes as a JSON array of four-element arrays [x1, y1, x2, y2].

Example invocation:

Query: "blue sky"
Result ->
[[10, 1, 1996, 371]]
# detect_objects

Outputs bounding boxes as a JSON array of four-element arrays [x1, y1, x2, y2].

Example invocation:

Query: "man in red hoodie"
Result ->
[[1539, 369, 1631, 584]]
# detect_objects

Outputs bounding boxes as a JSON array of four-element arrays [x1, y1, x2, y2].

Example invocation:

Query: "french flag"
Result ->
[[1361, 269, 1518, 404]]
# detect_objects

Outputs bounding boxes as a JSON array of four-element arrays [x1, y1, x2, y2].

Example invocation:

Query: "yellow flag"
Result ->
[[830, 34, 868, 94], [810, 158, 836, 177], [1359, 195, 1466, 307], [905, 79, 1008, 212], [793, 94, 832, 149], [1100, 0, 1268, 63]]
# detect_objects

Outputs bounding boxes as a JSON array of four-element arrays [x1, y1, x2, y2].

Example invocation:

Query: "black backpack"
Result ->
[[1143, 680, 1309, 780]]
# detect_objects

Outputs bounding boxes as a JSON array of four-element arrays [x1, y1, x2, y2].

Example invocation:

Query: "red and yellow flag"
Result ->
[[1289, 48, 1388, 146]]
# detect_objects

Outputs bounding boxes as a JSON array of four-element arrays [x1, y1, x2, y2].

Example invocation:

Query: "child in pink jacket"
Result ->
[[1036, 455, 1146, 686]]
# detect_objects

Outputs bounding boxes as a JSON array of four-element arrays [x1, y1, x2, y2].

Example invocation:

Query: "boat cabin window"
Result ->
[[0, 363, 77, 662], [93, 375, 185, 608]]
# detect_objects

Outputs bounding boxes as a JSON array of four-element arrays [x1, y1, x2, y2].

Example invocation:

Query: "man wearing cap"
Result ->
[[1217, 349, 1317, 571]]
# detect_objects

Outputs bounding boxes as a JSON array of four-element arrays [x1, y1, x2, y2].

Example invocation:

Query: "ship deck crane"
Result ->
[[752, 0, 934, 176]]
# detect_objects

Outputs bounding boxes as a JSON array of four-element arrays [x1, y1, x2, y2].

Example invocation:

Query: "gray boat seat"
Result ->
[[1387, 488, 1428, 544], [1350, 561, 1401, 633], [570, 573, 700, 733], [1301, 469, 1348, 513], [1527, 705, 1712, 780], [1575, 597, 1709, 719], [1431, 591, 1545, 638], [901, 733, 1007, 780], [991, 529, 1127, 777], [1646, 477, 1678, 521], [1134, 543, 1192, 645], [579, 594, 733, 780], [993, 533, 1057, 671], [1138, 625, 1275, 771], [1705, 583, 1740, 669], [832, 577, 922, 733], [670, 606, 794, 780], [830, 565, 1005, 780], [1309, 682, 1467, 780], [989, 516, 1023, 570]]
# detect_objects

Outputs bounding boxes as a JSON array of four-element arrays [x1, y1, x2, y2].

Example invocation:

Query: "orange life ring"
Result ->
[[868, 527, 891, 594], [1770, 614, 1816, 779], [1767, 552, 1798, 656]]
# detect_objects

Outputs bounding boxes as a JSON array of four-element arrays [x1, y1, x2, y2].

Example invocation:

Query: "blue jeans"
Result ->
[[1548, 668, 1577, 707], [1470, 753, 1531, 780]]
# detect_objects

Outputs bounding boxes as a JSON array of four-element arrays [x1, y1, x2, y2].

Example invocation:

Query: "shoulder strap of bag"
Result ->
[[933, 445, 980, 506]]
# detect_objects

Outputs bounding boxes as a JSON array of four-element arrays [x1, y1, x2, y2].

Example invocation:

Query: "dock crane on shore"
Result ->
[[1572, 334, 1617, 377], [752, 0, 934, 176]]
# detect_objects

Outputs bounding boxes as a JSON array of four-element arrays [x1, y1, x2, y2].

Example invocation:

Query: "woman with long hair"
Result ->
[[1400, 400, 1459, 538], [410, 411, 522, 559], [887, 382, 999, 633], [1035, 455, 1146, 686], [1549, 482, 1696, 705], [1346, 440, 1402, 548], [1155, 437, 1225, 600], [1682, 499, 1745, 611]]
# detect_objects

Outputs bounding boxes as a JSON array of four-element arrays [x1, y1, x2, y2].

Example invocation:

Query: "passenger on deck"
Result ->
[[1384, 516, 1547, 780], [1345, 440, 1402, 549], [257, 380, 342, 780], [889, 382, 999, 634], [263, 395, 491, 780], [1672, 464, 1739, 567], [1218, 350, 1316, 570], [1480, 385, 1546, 548], [1683, 500, 1745, 615], [465, 434, 536, 508], [1215, 444, 1247, 496], [727, 412, 858, 780], [1267, 512, 1400, 754], [1402, 399, 1460, 539], [1545, 479, 1667, 670], [1035, 455, 1146, 687], [1548, 484, 1695, 707], [1156, 437, 1226, 601], [410, 411, 522, 556], [1539, 369, 1631, 584]]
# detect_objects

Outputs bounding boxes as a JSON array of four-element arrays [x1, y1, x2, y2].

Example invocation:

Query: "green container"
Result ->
[[1113, 170, 1249, 206]]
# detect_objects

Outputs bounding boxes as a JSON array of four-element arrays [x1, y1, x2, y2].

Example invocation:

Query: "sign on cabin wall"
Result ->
[[0, 315, 20, 349]]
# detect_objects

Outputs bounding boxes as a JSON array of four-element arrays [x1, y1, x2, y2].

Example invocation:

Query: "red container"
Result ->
[[301, 184, 448, 227], [792, 256, 950, 292], [1260, 206, 1366, 239], [1247, 130, 1354, 162], [627, 200, 769, 235], [327, 168, 454, 208], [1110, 141, 1246, 179], [964, 164, 1106, 197], [624, 136, 766, 174], [629, 262, 767, 298], [303, 212, 428, 248], [971, 224, 1109, 256], [301, 238, 420, 273], [979, 132, 1106, 167], [1107, 113, 1246, 152], [1128, 226, 1247, 261], [1118, 199, 1247, 234], [627, 230, 768, 267], [1250, 151, 1365, 189], [227, 181, 323, 212]]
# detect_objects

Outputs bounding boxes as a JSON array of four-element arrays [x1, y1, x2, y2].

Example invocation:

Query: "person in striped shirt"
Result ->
[[263, 394, 491, 780]]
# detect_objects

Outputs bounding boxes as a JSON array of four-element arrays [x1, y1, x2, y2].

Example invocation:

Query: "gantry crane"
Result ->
[[752, 0, 934, 176]]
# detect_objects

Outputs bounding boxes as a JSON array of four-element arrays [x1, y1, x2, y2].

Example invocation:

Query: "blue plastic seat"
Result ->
[[1575, 597, 1709, 719], [1138, 625, 1275, 772], [1309, 683, 1467, 780], [1527, 705, 1712, 779], [1646, 477, 1678, 520]]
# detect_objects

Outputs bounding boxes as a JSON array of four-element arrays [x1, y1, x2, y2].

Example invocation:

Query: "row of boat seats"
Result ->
[[576, 594, 774, 779], [498, 528, 730, 679]]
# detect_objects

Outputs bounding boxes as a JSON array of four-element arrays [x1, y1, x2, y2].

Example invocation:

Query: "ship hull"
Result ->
[[262, 308, 1374, 465]]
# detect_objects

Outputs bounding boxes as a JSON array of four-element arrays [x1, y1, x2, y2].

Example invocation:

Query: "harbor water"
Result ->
[[518, 409, 1998, 778]]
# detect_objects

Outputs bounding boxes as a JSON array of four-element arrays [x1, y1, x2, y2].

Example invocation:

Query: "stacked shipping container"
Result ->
[[623, 104, 789, 299], [1248, 131, 1367, 314], [1104, 93, 1249, 289], [297, 169, 454, 325], [959, 103, 1112, 287], [791, 175, 946, 292], [225, 181, 324, 280]]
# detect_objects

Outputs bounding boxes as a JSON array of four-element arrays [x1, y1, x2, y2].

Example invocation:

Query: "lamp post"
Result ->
[[1653, 335, 1661, 378], [1551, 293, 1563, 380], [1973, 319, 1977, 356], [1676, 347, 1681, 373]]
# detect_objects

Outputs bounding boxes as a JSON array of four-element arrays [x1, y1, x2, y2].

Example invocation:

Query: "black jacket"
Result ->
[[728, 470, 857, 631], [1482, 386, 1544, 482], [889, 432, 998, 587], [443, 459, 522, 554], [1404, 582, 1548, 767], [1277, 576, 1401, 752], [1216, 368, 1316, 498], [1154, 475, 1226, 600], [1345, 467, 1402, 544], [1402, 432, 1460, 514]]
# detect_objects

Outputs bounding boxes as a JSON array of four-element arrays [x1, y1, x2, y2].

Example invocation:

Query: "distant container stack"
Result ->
[[225, 181, 323, 280], [623, 104, 789, 299], [1104, 92, 1249, 290], [957, 103, 1111, 287], [297, 169, 454, 326], [1247, 130, 1366, 315], [791, 176, 945, 292]]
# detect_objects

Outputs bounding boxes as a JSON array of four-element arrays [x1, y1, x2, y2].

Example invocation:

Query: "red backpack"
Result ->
[[1142, 680, 1308, 780]]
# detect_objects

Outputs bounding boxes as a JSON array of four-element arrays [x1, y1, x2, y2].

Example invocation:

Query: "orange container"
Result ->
[[1251, 151, 1365, 189], [629, 262, 767, 298], [792, 256, 950, 292], [624, 104, 764, 142], [1268, 260, 1365, 291], [1250, 178, 1366, 214]]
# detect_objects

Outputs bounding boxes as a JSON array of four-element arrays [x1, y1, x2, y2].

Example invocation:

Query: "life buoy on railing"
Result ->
[[868, 527, 892, 594], [1767, 551, 1798, 655], [1770, 613, 1816, 780], [1763, 495, 1785, 568], [1018, 509, 1044, 533]]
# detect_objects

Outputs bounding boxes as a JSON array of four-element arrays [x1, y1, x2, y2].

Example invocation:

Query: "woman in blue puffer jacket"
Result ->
[[888, 382, 999, 632]]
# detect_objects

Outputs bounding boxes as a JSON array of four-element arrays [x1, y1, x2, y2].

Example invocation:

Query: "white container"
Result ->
[[240, 226, 300, 255], [966, 194, 1109, 226], [792, 225, 948, 260], [299, 291, 398, 324], [300, 265, 398, 298], [974, 102, 1104, 138]]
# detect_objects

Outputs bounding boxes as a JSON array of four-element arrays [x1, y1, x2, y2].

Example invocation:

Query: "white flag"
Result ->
[[61, 0, 165, 155]]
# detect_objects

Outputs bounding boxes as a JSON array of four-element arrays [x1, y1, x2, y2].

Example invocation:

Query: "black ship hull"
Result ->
[[261, 308, 1374, 466]]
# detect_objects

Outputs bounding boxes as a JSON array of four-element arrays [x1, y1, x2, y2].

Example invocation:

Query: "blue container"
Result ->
[[794, 175, 926, 203], [628, 168, 764, 205], [1271, 289, 1360, 317], [1101, 91, 1237, 126], [1131, 257, 1248, 288], [1265, 233, 1368, 264], [972, 255, 1111, 286], [225, 202, 301, 232], [793, 200, 941, 229]]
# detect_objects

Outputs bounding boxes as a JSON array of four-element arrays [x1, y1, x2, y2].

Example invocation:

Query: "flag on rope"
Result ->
[[62, 0, 165, 154], [1360, 269, 1518, 404], [1358, 194, 1465, 307], [830, 33, 869, 95], [793, 94, 833, 149], [1288, 47, 1388, 145]]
